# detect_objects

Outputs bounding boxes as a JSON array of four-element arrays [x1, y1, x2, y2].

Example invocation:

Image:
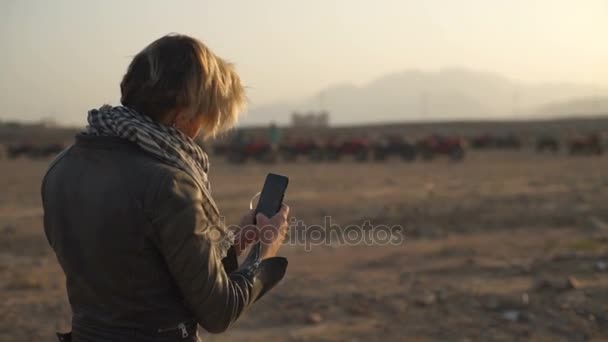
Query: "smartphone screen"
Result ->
[[255, 173, 289, 218]]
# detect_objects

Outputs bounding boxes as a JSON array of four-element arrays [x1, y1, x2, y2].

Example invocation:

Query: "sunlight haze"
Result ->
[[1, 0, 606, 125]]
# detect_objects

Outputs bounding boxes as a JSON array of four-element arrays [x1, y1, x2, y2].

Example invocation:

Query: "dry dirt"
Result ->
[[1, 151, 607, 341]]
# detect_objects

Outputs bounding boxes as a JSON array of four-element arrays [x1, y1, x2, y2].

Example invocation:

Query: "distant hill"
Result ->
[[244, 67, 607, 125], [534, 97, 608, 118]]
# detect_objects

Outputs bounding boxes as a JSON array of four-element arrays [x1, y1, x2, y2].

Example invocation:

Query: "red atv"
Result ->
[[536, 136, 560, 153], [279, 138, 324, 162], [323, 137, 371, 162], [416, 135, 465, 161], [373, 135, 416, 161], [470, 134, 494, 149], [227, 139, 277, 163], [211, 142, 230, 156], [569, 134, 603, 155], [470, 134, 521, 150]]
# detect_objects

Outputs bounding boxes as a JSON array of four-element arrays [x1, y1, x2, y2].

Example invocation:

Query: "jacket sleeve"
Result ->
[[149, 171, 286, 334], [222, 246, 239, 273]]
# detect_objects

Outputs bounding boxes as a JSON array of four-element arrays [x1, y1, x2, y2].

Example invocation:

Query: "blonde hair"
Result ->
[[120, 34, 246, 138]]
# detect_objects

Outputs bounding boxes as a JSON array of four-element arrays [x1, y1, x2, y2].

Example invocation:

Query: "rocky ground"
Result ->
[[0, 150, 607, 341]]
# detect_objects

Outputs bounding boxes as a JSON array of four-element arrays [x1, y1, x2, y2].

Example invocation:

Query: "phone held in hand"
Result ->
[[250, 173, 289, 260], [254, 173, 289, 220]]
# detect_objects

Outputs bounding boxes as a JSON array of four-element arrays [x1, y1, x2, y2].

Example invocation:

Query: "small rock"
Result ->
[[306, 312, 323, 325], [567, 276, 581, 289], [521, 293, 530, 305], [595, 261, 607, 272], [502, 310, 521, 322], [533, 276, 580, 291], [415, 292, 437, 306]]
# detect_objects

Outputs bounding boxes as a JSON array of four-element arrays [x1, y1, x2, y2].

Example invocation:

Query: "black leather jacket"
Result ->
[[42, 134, 287, 341]]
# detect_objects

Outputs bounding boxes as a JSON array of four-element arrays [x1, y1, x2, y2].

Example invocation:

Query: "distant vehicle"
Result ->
[[536, 136, 560, 153], [494, 134, 521, 149], [7, 143, 33, 158], [470, 134, 521, 150], [227, 139, 277, 164], [39, 143, 65, 157], [7, 142, 65, 159], [372, 135, 416, 161], [416, 135, 465, 161], [279, 138, 324, 162], [211, 142, 230, 156], [569, 134, 603, 155], [470, 134, 493, 149], [324, 137, 371, 162]]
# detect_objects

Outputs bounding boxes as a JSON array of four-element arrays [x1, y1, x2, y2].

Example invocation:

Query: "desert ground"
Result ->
[[0, 149, 607, 341]]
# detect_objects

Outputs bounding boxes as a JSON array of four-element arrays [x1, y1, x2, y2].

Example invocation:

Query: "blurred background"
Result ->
[[1, 1, 607, 341]]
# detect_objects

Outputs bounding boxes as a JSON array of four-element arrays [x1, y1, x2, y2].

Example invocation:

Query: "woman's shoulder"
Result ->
[[72, 133, 191, 179], [44, 135, 195, 195]]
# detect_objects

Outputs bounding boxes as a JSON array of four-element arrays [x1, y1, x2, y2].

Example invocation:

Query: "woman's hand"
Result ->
[[233, 210, 258, 256], [256, 204, 290, 260]]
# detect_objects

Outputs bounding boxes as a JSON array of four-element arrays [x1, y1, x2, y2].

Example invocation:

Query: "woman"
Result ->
[[42, 34, 290, 341]]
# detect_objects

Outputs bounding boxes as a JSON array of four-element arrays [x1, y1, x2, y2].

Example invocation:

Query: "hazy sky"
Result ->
[[1, 0, 606, 125]]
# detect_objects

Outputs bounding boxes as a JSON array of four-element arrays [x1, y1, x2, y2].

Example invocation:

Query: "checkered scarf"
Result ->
[[86, 105, 233, 255]]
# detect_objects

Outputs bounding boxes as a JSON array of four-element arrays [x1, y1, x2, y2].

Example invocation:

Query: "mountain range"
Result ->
[[243, 67, 608, 126]]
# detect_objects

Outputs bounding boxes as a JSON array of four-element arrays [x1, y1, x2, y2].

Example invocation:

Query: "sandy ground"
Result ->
[[0, 150, 607, 341]]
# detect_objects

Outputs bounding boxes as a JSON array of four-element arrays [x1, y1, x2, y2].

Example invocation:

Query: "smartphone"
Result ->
[[247, 173, 289, 261], [254, 173, 289, 219]]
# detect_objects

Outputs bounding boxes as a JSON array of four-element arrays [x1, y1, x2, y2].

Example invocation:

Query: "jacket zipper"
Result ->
[[158, 322, 189, 338]]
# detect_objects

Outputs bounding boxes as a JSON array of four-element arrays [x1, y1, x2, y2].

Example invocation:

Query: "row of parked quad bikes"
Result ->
[[0, 133, 602, 162], [213, 133, 604, 164], [0, 143, 65, 159]]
